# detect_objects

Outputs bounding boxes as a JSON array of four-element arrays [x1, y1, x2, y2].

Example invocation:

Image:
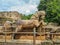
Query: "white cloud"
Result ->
[[26, 10, 30, 13], [0, 0, 40, 15], [8, 4, 38, 15]]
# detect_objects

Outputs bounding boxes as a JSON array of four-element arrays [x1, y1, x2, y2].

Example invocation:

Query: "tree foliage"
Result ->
[[38, 0, 60, 24], [21, 14, 32, 20]]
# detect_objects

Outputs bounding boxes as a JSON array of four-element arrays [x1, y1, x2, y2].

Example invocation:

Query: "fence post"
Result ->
[[33, 27, 36, 45], [4, 28, 6, 45]]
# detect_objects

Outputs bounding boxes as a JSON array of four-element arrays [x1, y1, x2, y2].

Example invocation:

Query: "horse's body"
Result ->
[[3, 11, 46, 32], [15, 20, 39, 32], [15, 11, 46, 32]]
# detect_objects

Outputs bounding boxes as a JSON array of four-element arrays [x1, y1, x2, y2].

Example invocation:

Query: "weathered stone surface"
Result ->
[[0, 11, 22, 20], [31, 11, 46, 20], [15, 11, 46, 32]]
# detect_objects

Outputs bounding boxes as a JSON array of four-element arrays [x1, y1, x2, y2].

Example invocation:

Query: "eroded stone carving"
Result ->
[[15, 11, 46, 32]]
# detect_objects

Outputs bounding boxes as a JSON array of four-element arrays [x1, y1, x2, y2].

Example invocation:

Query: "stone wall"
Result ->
[[0, 11, 22, 20], [0, 11, 22, 25]]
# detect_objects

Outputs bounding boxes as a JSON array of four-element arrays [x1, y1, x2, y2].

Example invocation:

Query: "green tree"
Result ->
[[21, 14, 32, 20], [38, 0, 60, 24]]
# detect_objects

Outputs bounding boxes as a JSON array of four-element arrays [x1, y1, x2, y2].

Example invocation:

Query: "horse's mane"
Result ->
[[30, 11, 46, 22]]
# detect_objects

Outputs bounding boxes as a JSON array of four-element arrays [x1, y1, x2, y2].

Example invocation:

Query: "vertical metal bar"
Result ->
[[44, 28, 45, 40], [12, 33, 14, 40], [5, 28, 6, 45], [52, 34, 53, 40], [5, 32, 6, 45], [43, 28, 45, 45], [33, 27, 36, 45], [5, 32, 6, 43], [40, 27, 42, 45], [11, 26, 14, 40], [12, 32, 15, 41], [40, 27, 41, 41]]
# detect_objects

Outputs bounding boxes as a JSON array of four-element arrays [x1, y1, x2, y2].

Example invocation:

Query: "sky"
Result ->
[[0, 0, 40, 15]]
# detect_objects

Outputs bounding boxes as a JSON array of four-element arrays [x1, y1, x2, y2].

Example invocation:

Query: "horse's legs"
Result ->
[[14, 25, 22, 39], [15, 27, 18, 32], [15, 25, 22, 32]]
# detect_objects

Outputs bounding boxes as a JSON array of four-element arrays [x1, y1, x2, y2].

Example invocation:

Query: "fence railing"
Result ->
[[0, 26, 60, 45]]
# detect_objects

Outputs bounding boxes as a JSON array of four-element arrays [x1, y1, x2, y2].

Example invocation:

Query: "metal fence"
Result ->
[[0, 27, 37, 45], [0, 26, 60, 45]]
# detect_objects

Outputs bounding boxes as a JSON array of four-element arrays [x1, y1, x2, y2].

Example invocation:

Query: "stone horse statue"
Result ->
[[15, 11, 46, 32], [3, 21, 13, 32], [31, 11, 46, 33], [15, 20, 39, 32]]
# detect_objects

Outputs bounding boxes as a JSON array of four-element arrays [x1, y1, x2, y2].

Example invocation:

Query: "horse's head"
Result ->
[[37, 11, 46, 21], [4, 21, 12, 28], [31, 11, 46, 21]]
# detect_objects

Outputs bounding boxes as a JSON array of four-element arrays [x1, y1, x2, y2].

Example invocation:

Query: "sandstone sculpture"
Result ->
[[2, 11, 46, 33], [3, 21, 12, 32], [15, 11, 46, 32], [31, 11, 46, 33]]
